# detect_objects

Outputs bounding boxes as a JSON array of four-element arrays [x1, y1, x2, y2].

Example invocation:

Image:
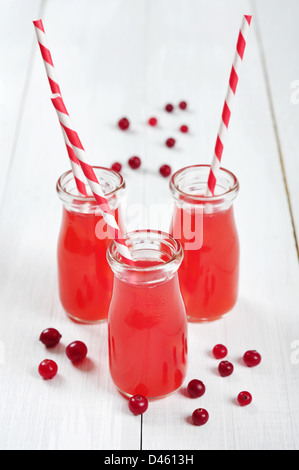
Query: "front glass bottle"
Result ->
[[107, 230, 188, 399], [57, 167, 125, 324]]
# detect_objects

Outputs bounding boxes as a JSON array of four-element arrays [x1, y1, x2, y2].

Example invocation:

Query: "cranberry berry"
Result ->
[[192, 408, 209, 426], [180, 125, 189, 133], [118, 117, 130, 131], [159, 164, 172, 178], [128, 156, 141, 170], [218, 360, 234, 377], [38, 359, 58, 380], [187, 379, 206, 398], [66, 341, 88, 363], [166, 138, 176, 148], [179, 101, 187, 110], [111, 162, 122, 173], [128, 395, 148, 415], [238, 391, 252, 407], [39, 328, 62, 348], [213, 344, 228, 360], [165, 103, 174, 113], [148, 117, 158, 127], [243, 350, 262, 368]]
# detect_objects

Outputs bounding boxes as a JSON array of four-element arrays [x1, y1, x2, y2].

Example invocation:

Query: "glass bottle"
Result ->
[[107, 230, 188, 399]]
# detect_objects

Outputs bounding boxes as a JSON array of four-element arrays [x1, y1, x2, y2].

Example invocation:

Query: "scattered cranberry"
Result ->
[[66, 341, 88, 363], [213, 344, 228, 360], [128, 156, 141, 170], [111, 162, 122, 173], [192, 408, 209, 426], [166, 138, 176, 148], [187, 379, 206, 398], [165, 104, 174, 113], [243, 350, 262, 367], [179, 101, 187, 110], [237, 391, 252, 407], [180, 125, 189, 133], [39, 328, 62, 348], [159, 164, 172, 178], [128, 395, 148, 415], [118, 117, 130, 131], [148, 117, 158, 126], [38, 359, 58, 380], [218, 361, 234, 377]]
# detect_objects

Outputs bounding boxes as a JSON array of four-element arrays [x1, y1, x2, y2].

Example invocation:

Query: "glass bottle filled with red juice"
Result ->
[[56, 167, 125, 323], [107, 230, 188, 399], [170, 165, 240, 321]]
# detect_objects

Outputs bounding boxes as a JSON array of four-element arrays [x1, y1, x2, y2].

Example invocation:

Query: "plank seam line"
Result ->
[[251, 0, 299, 262]]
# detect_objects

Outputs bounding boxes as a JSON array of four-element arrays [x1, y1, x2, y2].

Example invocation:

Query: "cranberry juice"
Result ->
[[108, 261, 188, 398], [58, 207, 119, 323], [171, 205, 239, 321]]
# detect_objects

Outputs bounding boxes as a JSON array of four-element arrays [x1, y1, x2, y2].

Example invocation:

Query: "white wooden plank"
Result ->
[[0, 0, 147, 450], [0, 0, 43, 206], [252, 0, 299, 248], [140, 0, 299, 450]]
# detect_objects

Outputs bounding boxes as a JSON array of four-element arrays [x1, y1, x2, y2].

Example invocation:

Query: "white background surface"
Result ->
[[0, 0, 299, 450]]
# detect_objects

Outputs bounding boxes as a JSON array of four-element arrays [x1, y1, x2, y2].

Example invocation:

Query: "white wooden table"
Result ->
[[0, 0, 299, 451]]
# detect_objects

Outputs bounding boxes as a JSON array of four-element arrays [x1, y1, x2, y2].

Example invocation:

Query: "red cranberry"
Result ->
[[165, 104, 174, 113], [118, 117, 130, 131], [218, 361, 234, 377], [111, 162, 122, 173], [39, 328, 62, 348], [192, 408, 209, 426], [38, 359, 58, 380], [166, 138, 176, 148], [180, 125, 189, 133], [213, 344, 228, 360], [159, 164, 172, 178], [128, 395, 148, 415], [238, 391, 252, 407], [187, 379, 206, 398], [66, 341, 88, 363], [243, 350, 262, 367], [179, 101, 187, 110], [128, 156, 141, 170], [148, 117, 158, 126]]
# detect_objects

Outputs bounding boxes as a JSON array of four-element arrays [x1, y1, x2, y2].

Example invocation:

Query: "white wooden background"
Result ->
[[0, 0, 299, 451]]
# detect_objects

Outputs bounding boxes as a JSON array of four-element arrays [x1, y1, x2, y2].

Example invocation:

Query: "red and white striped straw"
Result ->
[[33, 19, 88, 197], [206, 15, 252, 196], [51, 93, 134, 265]]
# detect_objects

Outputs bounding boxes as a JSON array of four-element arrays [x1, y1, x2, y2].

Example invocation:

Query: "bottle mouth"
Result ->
[[170, 164, 239, 205], [56, 166, 125, 210], [107, 230, 184, 284]]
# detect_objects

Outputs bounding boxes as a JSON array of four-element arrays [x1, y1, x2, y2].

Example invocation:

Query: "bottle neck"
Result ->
[[57, 167, 125, 214], [170, 164, 239, 214], [107, 230, 184, 286]]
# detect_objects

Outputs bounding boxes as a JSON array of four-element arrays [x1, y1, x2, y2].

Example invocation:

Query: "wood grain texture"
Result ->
[[252, 0, 299, 253], [0, 0, 298, 450], [0, 0, 44, 206]]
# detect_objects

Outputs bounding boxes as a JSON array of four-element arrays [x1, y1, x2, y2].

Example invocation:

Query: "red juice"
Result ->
[[58, 208, 120, 323], [171, 205, 239, 321], [57, 167, 125, 323], [170, 165, 240, 321], [107, 231, 188, 399]]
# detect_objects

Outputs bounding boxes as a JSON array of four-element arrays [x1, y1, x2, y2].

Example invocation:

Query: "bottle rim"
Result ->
[[56, 166, 125, 205], [170, 164, 239, 203], [107, 229, 184, 274]]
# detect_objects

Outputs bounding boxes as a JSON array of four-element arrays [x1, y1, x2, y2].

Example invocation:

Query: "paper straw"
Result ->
[[206, 15, 252, 196], [33, 19, 88, 197], [51, 93, 134, 265]]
